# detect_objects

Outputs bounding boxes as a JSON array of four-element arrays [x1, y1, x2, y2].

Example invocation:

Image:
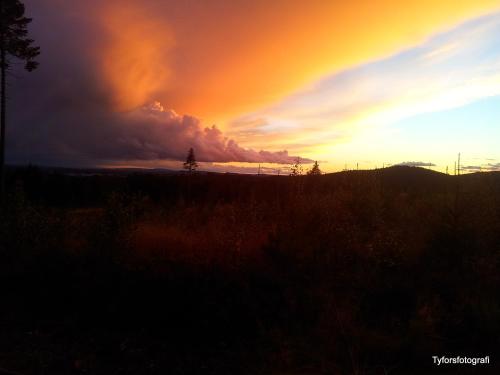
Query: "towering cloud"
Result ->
[[7, 0, 500, 168], [8, 0, 311, 167], [92, 102, 311, 164], [98, 3, 175, 111], [9, 91, 309, 166]]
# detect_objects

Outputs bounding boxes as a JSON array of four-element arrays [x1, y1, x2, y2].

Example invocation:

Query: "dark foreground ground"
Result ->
[[1, 165, 500, 374]]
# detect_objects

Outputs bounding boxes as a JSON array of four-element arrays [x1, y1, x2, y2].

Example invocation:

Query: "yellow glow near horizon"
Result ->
[[89, 1, 500, 173]]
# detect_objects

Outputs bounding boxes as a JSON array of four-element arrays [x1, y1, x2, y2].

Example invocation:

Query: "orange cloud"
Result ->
[[95, 0, 499, 123], [98, 3, 175, 111]]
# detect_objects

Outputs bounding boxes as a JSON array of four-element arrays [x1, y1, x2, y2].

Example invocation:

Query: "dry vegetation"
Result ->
[[1, 166, 500, 374]]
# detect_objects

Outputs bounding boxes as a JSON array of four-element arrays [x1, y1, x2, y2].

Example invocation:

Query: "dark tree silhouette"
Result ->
[[307, 161, 321, 175], [289, 157, 303, 176], [183, 147, 198, 172], [0, 0, 40, 200]]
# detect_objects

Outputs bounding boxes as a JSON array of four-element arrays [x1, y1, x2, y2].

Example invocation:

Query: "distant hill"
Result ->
[[5, 164, 500, 208]]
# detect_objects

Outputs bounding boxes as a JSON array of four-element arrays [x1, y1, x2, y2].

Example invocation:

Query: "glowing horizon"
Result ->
[[9, 0, 500, 173], [226, 10, 500, 173]]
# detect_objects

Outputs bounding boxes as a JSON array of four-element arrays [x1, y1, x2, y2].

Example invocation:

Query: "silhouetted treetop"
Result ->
[[289, 157, 303, 176], [1, 0, 40, 201], [0, 0, 40, 71], [183, 147, 198, 172], [307, 161, 321, 175]]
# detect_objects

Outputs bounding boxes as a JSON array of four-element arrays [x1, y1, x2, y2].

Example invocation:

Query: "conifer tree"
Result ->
[[0, 0, 40, 199], [183, 147, 198, 172], [307, 161, 321, 175]]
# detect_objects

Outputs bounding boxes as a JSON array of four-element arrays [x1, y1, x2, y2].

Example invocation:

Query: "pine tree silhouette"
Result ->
[[307, 161, 321, 175], [1, 0, 40, 201], [183, 148, 198, 172]]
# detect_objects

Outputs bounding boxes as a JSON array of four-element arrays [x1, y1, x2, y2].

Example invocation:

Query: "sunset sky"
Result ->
[[8, 0, 500, 173]]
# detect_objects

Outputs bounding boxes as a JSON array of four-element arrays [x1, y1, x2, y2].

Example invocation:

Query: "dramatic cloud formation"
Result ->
[[9, 93, 309, 166], [121, 103, 312, 164], [6, 1, 500, 170], [61, 0, 496, 123], [8, 1, 311, 167], [99, 4, 175, 111]]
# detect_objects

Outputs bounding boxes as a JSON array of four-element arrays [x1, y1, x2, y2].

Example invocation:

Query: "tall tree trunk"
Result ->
[[0, 44, 5, 203], [0, 43, 6, 203]]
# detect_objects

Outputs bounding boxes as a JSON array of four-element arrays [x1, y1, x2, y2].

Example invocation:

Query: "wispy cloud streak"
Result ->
[[230, 12, 500, 152]]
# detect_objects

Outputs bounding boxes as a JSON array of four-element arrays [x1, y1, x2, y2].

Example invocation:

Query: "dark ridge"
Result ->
[[2, 162, 500, 374]]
